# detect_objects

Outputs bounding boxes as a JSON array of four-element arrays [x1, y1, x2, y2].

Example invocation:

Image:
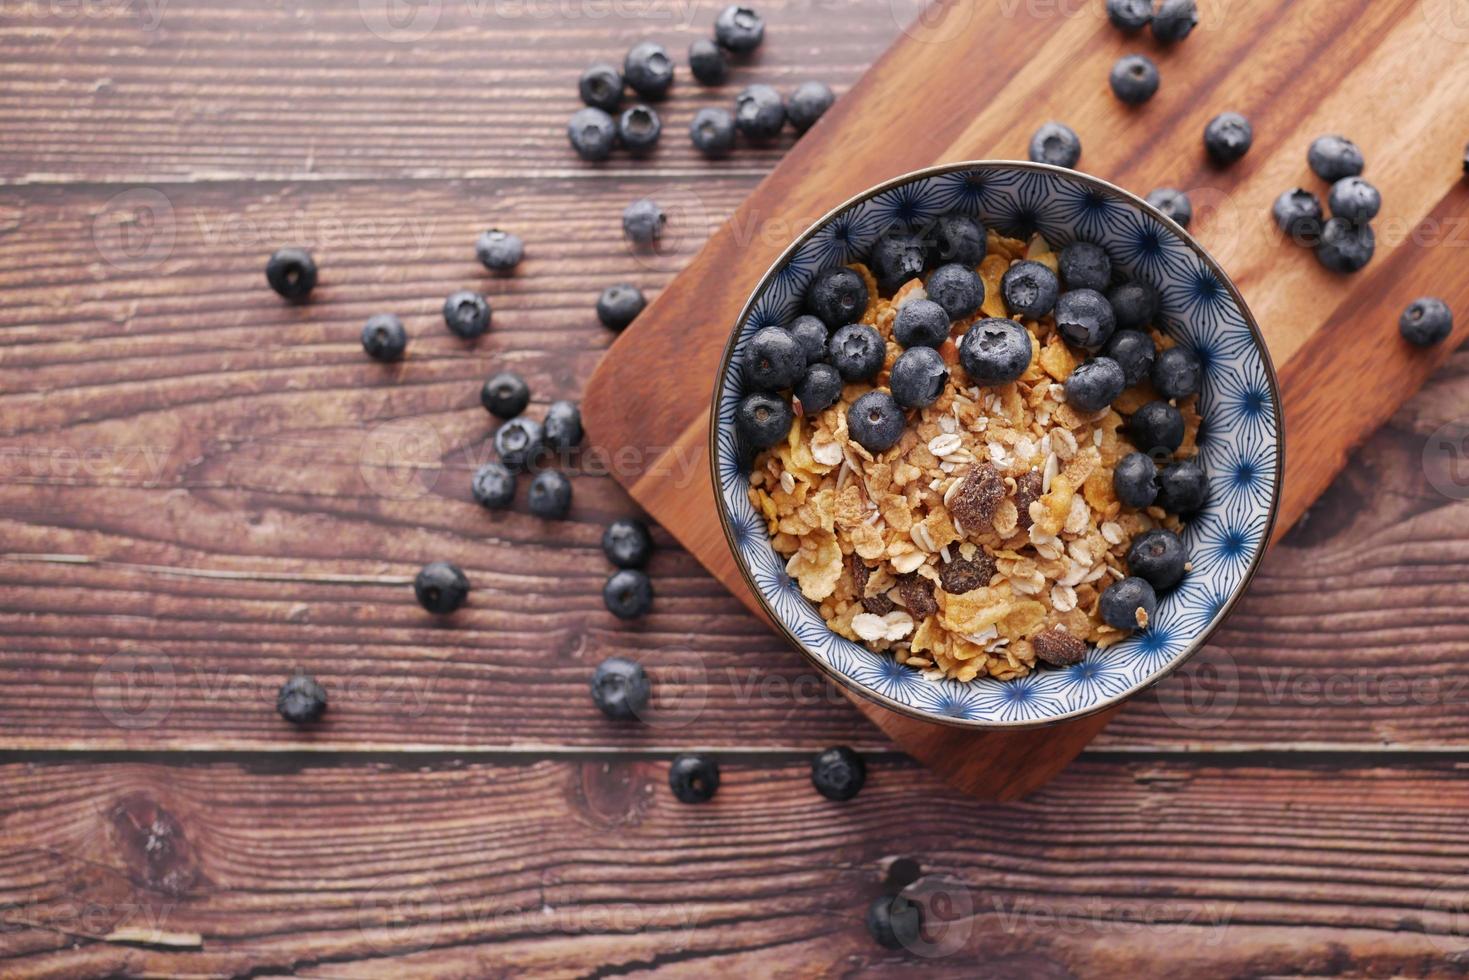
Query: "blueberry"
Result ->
[[806, 267, 870, 328], [867, 894, 923, 951], [1029, 121, 1082, 167], [415, 561, 469, 614], [829, 323, 886, 382], [1000, 259, 1059, 319], [668, 753, 719, 803], [927, 213, 988, 267], [1315, 217, 1375, 274], [787, 81, 834, 134], [926, 263, 985, 320], [471, 461, 516, 510], [690, 106, 736, 158], [743, 326, 806, 391], [734, 84, 785, 141], [810, 746, 866, 801], [475, 228, 524, 272], [688, 38, 727, 85], [1272, 188, 1324, 243], [597, 283, 646, 330], [1110, 54, 1160, 105], [714, 4, 764, 53], [266, 247, 317, 301], [578, 63, 623, 112], [1106, 0, 1152, 32], [1399, 296, 1454, 347], [1204, 112, 1253, 165], [568, 107, 617, 161], [894, 298, 950, 349], [1151, 0, 1198, 42], [543, 400, 584, 451], [361, 313, 407, 362], [1107, 280, 1160, 331], [959, 317, 1033, 386], [527, 470, 572, 519], [618, 104, 662, 155], [1058, 241, 1111, 292], [277, 673, 327, 725], [795, 363, 843, 415], [1065, 357, 1126, 413], [604, 568, 653, 620], [622, 198, 665, 245], [1157, 459, 1207, 513], [1146, 187, 1193, 228], [443, 289, 491, 339], [1100, 576, 1157, 631], [847, 390, 906, 453], [786, 314, 829, 364], [624, 41, 673, 99], [481, 371, 530, 420], [1127, 528, 1188, 591], [890, 346, 949, 409], [1152, 346, 1202, 400], [1308, 134, 1365, 182], [602, 518, 653, 569], [868, 232, 927, 293], [1129, 400, 1185, 455], [1056, 288, 1116, 351], [590, 656, 651, 720], [1104, 329, 1156, 386], [1113, 451, 1160, 509], [1328, 176, 1380, 224], [735, 392, 794, 448], [494, 416, 545, 472]]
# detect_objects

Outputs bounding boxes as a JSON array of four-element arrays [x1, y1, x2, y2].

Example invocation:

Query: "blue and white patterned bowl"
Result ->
[[710, 161, 1284, 730]]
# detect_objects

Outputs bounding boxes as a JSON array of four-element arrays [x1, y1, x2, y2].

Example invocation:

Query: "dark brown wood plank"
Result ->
[[3, 756, 1469, 976], [0, 0, 892, 182]]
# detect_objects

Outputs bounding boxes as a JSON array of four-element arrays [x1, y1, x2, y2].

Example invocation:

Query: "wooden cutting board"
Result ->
[[583, 0, 1469, 798]]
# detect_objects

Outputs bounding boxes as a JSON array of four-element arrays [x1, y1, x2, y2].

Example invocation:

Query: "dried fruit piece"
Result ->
[[948, 462, 1005, 532], [940, 554, 996, 594], [896, 574, 938, 619], [1033, 626, 1087, 667], [1013, 470, 1043, 530]]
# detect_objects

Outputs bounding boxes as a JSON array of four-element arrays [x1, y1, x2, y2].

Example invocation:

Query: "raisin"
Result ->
[[948, 462, 1005, 532], [1033, 626, 1087, 667], [940, 554, 996, 595], [862, 593, 896, 616], [896, 574, 937, 619], [850, 554, 895, 615], [1014, 469, 1043, 531]]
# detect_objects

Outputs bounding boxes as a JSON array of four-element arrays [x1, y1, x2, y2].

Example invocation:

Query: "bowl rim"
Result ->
[[708, 159, 1285, 731]]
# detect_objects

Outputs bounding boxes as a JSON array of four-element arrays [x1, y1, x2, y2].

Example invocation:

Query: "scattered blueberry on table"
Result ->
[[1272, 188, 1324, 242], [1204, 111, 1253, 165], [590, 657, 652, 720], [442, 289, 491, 339], [596, 283, 646, 331], [1110, 53, 1159, 105], [1308, 134, 1365, 182], [494, 416, 545, 472], [624, 40, 673, 99], [1314, 217, 1375, 274], [543, 400, 584, 452], [604, 568, 654, 619], [578, 63, 623, 112], [618, 104, 662, 155], [866, 894, 923, 950], [471, 462, 516, 511], [527, 470, 573, 519], [811, 746, 866, 801], [690, 106, 737, 158], [481, 371, 530, 420], [1327, 176, 1381, 224], [1151, 0, 1198, 42], [567, 107, 617, 161], [1146, 187, 1193, 229], [602, 518, 653, 569], [735, 83, 786, 142], [276, 673, 327, 725], [475, 228, 524, 272], [1106, 0, 1152, 33], [688, 37, 727, 85], [1400, 297, 1454, 347], [786, 80, 834, 133], [714, 5, 764, 53], [361, 313, 407, 362], [1028, 121, 1082, 168], [622, 198, 666, 245], [265, 246, 317, 301], [668, 753, 720, 803], [414, 561, 470, 614]]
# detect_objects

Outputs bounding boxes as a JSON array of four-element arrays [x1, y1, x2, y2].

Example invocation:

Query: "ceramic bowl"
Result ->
[[710, 161, 1283, 729]]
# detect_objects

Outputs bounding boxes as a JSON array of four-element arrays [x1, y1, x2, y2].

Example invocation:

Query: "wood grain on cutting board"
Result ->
[[582, 0, 1469, 797]]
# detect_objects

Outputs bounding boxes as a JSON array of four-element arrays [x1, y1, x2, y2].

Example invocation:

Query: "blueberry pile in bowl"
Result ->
[[712, 162, 1281, 729]]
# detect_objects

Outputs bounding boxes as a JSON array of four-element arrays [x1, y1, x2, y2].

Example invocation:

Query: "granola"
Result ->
[[746, 229, 1199, 682]]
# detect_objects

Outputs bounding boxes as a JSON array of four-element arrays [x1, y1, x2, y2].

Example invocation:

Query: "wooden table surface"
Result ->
[[4, 1, 1469, 975]]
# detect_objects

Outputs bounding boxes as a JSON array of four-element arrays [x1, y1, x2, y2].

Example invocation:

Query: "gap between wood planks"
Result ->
[[0, 168, 779, 187]]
